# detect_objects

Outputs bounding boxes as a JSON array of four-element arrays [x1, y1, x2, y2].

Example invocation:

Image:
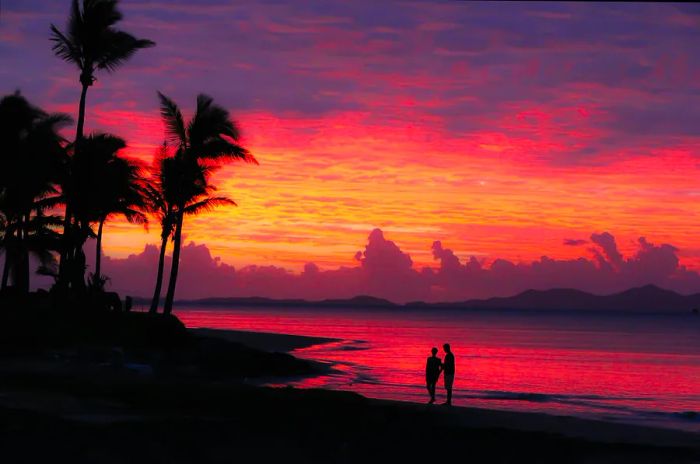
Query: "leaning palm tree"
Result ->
[[145, 148, 235, 314], [157, 92, 257, 314], [143, 145, 175, 314], [50, 0, 154, 287]]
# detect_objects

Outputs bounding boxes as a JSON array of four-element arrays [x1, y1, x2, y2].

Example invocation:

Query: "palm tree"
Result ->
[[143, 145, 175, 314], [145, 148, 235, 314], [0, 204, 63, 293], [157, 92, 256, 314], [0, 92, 71, 293], [65, 133, 147, 291], [90, 154, 147, 288], [50, 0, 154, 286]]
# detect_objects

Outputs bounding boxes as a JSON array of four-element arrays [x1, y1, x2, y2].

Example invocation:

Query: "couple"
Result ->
[[425, 343, 455, 405]]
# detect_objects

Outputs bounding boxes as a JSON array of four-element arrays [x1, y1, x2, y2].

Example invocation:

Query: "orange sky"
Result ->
[[98, 106, 700, 273], [4, 1, 700, 276]]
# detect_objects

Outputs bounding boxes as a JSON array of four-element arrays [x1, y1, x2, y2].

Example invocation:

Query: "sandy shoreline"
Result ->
[[189, 327, 339, 352], [0, 313, 697, 463], [369, 398, 700, 449], [187, 326, 700, 449]]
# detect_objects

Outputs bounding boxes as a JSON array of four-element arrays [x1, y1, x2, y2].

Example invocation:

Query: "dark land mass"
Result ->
[[1, 297, 698, 463], [146, 284, 700, 314], [411, 284, 700, 313], [189, 327, 340, 352]]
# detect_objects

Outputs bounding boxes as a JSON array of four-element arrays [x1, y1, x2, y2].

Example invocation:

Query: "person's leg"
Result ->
[[427, 381, 436, 403], [443, 375, 454, 405]]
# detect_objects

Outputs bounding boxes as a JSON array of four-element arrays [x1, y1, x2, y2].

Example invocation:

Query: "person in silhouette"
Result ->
[[442, 343, 455, 406], [425, 347, 442, 404]]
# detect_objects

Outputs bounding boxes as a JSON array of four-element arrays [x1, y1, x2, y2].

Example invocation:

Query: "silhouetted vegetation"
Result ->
[[50, 0, 154, 291], [156, 92, 257, 314], [0, 0, 255, 315], [0, 92, 71, 294]]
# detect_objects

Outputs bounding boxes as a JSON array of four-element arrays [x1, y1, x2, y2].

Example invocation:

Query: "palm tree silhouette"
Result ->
[[50, 0, 154, 287], [0, 92, 71, 293], [65, 133, 147, 291], [145, 147, 235, 314], [143, 146, 176, 314], [157, 92, 256, 314]]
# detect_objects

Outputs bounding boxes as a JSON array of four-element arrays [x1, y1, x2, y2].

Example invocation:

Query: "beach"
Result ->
[[1, 315, 698, 464], [178, 305, 700, 433]]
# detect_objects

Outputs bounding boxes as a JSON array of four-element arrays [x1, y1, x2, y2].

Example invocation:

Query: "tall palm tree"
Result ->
[[143, 145, 175, 314], [145, 147, 235, 314], [50, 0, 154, 287], [0, 92, 70, 293], [65, 133, 147, 291], [157, 92, 256, 314]]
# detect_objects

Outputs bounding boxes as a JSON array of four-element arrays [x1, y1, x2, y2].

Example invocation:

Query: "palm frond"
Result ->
[[199, 138, 258, 164], [184, 196, 236, 215], [157, 92, 187, 147], [120, 207, 148, 227], [188, 94, 242, 148], [97, 30, 155, 72], [50, 24, 83, 67]]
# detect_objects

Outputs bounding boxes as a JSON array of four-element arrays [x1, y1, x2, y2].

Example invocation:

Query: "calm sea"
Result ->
[[175, 305, 700, 432]]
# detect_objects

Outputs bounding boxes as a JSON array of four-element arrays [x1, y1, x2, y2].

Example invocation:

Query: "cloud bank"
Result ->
[[72, 229, 700, 304]]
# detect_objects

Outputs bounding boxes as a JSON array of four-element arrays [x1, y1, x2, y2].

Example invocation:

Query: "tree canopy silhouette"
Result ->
[[145, 146, 236, 314], [156, 92, 256, 314], [61, 133, 147, 292], [0, 92, 71, 293], [50, 0, 154, 289]]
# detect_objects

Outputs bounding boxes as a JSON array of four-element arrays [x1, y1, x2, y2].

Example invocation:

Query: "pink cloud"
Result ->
[[33, 229, 694, 304]]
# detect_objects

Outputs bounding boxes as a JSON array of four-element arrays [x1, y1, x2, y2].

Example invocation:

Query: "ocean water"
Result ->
[[176, 306, 700, 432]]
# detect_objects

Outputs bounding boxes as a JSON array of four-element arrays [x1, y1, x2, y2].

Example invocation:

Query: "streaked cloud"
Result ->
[[2, 1, 700, 277]]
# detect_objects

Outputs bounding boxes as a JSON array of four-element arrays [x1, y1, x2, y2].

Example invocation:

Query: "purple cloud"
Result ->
[[3, 1, 700, 165], [1, 229, 678, 304]]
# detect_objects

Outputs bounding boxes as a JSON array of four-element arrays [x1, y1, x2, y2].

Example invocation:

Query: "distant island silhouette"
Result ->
[[138, 284, 700, 314]]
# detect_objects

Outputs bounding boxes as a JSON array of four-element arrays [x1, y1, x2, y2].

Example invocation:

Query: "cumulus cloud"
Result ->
[[7, 228, 700, 303], [563, 239, 587, 246], [0, 229, 669, 304]]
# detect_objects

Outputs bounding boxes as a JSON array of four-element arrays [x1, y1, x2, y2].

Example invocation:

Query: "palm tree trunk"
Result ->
[[76, 81, 89, 142], [1, 243, 10, 291], [94, 218, 104, 283], [149, 230, 169, 314], [58, 81, 89, 288], [17, 213, 30, 294], [163, 209, 184, 315], [57, 204, 73, 288]]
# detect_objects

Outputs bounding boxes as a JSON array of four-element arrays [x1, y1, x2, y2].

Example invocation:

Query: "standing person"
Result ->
[[425, 347, 442, 404], [442, 343, 455, 406]]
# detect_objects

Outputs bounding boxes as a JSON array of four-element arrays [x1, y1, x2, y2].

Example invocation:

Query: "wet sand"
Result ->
[[190, 327, 339, 352]]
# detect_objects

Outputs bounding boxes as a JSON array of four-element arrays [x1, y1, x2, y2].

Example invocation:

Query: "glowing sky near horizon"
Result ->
[[2, 0, 700, 273]]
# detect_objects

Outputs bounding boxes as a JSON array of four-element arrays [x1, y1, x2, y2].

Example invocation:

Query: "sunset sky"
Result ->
[[3, 1, 700, 300]]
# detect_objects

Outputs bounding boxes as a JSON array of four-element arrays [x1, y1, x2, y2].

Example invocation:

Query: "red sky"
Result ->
[[3, 1, 700, 300]]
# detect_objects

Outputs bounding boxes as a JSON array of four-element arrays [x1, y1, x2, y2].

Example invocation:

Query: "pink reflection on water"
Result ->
[[178, 306, 700, 432]]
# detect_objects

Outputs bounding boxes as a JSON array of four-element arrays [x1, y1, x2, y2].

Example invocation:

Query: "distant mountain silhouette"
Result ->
[[135, 285, 700, 313], [415, 285, 699, 313]]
